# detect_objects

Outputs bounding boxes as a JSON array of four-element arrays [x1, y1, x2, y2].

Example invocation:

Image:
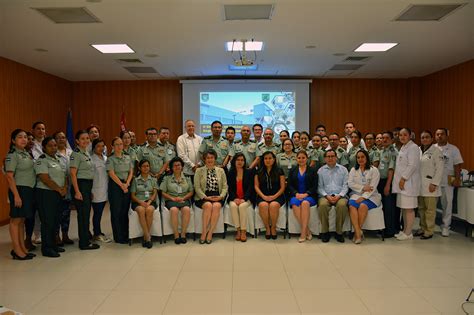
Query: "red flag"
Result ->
[[120, 109, 127, 132]]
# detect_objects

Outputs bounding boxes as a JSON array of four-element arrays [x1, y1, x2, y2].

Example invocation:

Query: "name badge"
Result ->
[[167, 149, 173, 155], [177, 185, 183, 194], [379, 164, 385, 170], [287, 164, 292, 169], [144, 191, 150, 199]]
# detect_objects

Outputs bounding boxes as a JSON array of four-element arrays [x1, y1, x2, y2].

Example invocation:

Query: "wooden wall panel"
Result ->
[[71, 80, 182, 147], [419, 60, 474, 169], [310, 78, 419, 137], [0, 57, 72, 224]]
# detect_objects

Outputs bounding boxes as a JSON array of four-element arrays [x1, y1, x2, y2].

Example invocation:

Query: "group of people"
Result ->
[[4, 119, 463, 259]]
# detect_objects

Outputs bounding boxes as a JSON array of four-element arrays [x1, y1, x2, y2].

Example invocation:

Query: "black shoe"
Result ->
[[420, 234, 433, 240], [42, 249, 60, 258], [55, 247, 66, 253], [146, 241, 153, 249], [205, 239, 212, 244], [321, 233, 330, 243], [80, 243, 100, 250], [174, 238, 181, 245], [180, 237, 187, 244], [199, 239, 206, 244], [271, 234, 278, 240], [62, 235, 74, 245], [413, 230, 424, 237], [335, 234, 345, 243], [265, 234, 271, 240], [26, 252, 36, 258], [10, 250, 33, 260]]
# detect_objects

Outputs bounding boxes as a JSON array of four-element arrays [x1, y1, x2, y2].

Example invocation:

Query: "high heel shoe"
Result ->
[[10, 250, 32, 260]]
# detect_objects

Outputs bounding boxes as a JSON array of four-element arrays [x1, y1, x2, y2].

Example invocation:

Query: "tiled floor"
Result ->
[[0, 208, 472, 315]]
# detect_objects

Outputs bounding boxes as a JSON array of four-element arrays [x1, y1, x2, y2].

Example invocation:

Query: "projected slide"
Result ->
[[199, 91, 295, 137]]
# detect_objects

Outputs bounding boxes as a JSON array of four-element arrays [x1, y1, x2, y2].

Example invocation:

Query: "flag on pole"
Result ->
[[120, 106, 127, 132], [66, 108, 75, 149]]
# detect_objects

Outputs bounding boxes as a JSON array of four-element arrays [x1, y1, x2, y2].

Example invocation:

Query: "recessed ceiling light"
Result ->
[[145, 53, 159, 58], [333, 53, 346, 56], [226, 41, 264, 51], [354, 43, 398, 52], [91, 44, 134, 54], [34, 48, 48, 52], [305, 45, 316, 49]]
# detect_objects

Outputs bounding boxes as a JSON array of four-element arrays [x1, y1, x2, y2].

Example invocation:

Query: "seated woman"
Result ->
[[255, 151, 286, 239], [348, 150, 381, 244], [160, 157, 194, 244], [288, 151, 318, 242], [227, 153, 253, 242], [130, 159, 158, 248], [194, 149, 228, 244]]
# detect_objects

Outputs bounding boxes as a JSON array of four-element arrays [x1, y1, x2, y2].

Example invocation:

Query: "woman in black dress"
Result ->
[[255, 151, 286, 239]]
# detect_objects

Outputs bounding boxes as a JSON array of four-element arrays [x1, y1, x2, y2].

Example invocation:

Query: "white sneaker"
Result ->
[[33, 235, 42, 245], [441, 227, 450, 237], [396, 232, 413, 241], [394, 232, 402, 238], [95, 235, 112, 243]]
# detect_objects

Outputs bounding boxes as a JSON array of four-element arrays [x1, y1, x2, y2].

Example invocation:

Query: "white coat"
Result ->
[[392, 140, 421, 197], [419, 145, 443, 197], [348, 166, 382, 206]]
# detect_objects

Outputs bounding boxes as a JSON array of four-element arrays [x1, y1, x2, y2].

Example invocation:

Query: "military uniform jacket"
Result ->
[[198, 136, 231, 165], [35, 153, 67, 190], [5, 147, 36, 188]]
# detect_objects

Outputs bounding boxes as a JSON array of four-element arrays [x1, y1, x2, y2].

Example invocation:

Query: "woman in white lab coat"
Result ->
[[348, 150, 381, 244], [415, 131, 443, 239], [392, 128, 421, 241]]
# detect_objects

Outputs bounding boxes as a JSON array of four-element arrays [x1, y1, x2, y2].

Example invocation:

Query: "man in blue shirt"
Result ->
[[317, 149, 349, 243]]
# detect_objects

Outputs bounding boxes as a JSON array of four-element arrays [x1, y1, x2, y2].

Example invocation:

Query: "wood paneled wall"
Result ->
[[311, 78, 421, 137], [0, 57, 72, 224], [419, 60, 474, 170], [71, 80, 182, 147], [0, 56, 471, 225]]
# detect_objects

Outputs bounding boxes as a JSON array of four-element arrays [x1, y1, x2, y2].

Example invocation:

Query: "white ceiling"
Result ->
[[0, 0, 473, 81]]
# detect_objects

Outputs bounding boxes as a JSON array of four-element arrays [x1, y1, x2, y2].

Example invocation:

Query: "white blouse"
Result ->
[[348, 166, 381, 206], [91, 153, 108, 203]]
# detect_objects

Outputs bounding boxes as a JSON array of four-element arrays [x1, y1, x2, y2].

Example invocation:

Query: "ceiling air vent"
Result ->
[[344, 56, 371, 62], [223, 4, 274, 20], [124, 67, 157, 74], [394, 4, 466, 21], [330, 64, 363, 71], [116, 59, 143, 65], [33, 7, 101, 23]]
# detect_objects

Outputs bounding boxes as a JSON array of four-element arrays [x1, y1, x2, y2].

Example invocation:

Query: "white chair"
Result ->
[[288, 205, 351, 236], [193, 203, 226, 237], [348, 205, 385, 240], [223, 202, 256, 236], [161, 203, 195, 237], [128, 206, 163, 245], [254, 203, 288, 238], [288, 205, 320, 235]]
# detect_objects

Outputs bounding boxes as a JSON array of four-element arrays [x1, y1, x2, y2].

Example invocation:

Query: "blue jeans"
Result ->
[[92, 201, 107, 236]]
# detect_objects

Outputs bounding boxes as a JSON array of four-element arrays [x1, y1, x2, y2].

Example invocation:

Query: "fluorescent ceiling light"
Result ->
[[91, 44, 134, 54], [229, 64, 258, 71], [354, 43, 398, 52], [226, 41, 264, 51]]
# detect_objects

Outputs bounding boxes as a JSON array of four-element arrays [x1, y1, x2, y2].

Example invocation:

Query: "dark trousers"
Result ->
[[36, 189, 61, 253], [377, 178, 399, 236], [72, 179, 93, 248], [92, 201, 107, 236], [108, 180, 130, 243], [55, 199, 71, 235], [25, 192, 38, 238]]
